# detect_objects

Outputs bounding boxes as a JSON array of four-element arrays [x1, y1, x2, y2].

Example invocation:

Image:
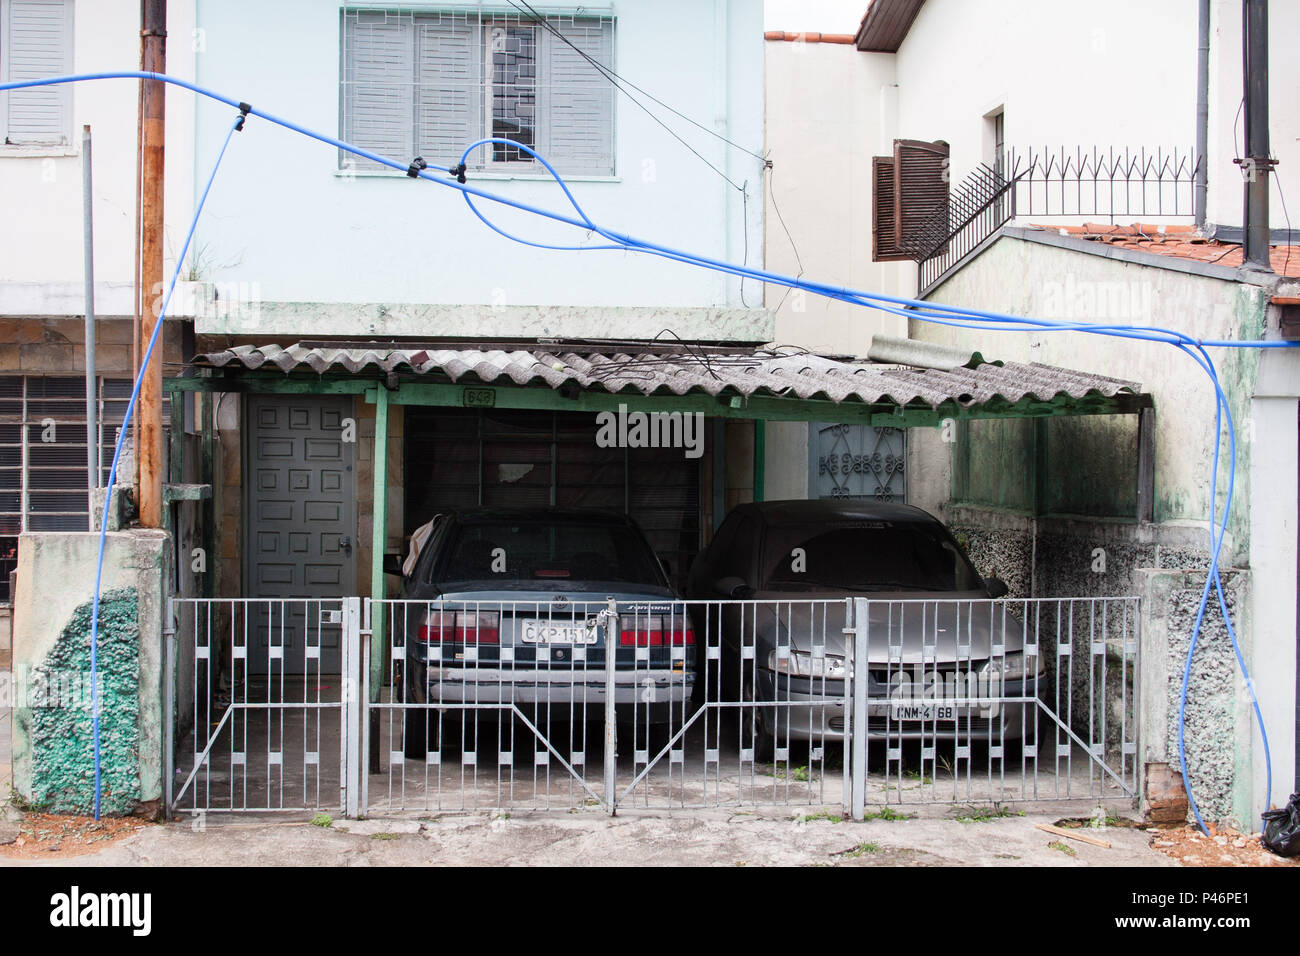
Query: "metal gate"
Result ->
[[167, 595, 1139, 818]]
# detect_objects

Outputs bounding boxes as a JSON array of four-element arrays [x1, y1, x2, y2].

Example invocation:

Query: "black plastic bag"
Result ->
[[1262, 792, 1300, 857]]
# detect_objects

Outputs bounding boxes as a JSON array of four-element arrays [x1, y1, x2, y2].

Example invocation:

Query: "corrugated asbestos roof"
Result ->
[[196, 343, 1141, 410]]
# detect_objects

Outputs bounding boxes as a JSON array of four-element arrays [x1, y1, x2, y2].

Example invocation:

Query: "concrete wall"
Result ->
[[10, 530, 169, 816], [189, 0, 765, 319], [1247, 346, 1300, 817], [1138, 568, 1254, 828], [1204, 0, 1300, 232], [893, 0, 1300, 234], [0, 0, 197, 316], [908, 233, 1299, 822], [914, 234, 1266, 560], [762, 37, 908, 355]]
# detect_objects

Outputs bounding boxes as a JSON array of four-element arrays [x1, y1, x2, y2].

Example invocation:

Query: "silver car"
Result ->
[[393, 508, 695, 757], [686, 500, 1043, 758]]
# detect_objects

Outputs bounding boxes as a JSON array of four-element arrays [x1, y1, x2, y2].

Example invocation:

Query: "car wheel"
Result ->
[[740, 674, 775, 763]]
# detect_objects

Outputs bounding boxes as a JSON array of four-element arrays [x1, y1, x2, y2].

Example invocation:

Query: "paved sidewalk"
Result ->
[[5, 805, 1177, 867]]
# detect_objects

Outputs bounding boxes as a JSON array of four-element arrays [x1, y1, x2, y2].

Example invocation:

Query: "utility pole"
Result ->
[[138, 0, 167, 526], [1241, 0, 1273, 272]]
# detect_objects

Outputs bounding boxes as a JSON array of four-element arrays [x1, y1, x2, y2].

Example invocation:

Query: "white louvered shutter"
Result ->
[[414, 13, 478, 169], [2, 0, 73, 146], [540, 18, 614, 176], [341, 10, 413, 168]]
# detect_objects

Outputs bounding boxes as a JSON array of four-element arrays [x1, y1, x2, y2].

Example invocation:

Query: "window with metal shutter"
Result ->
[[341, 10, 415, 168], [871, 155, 906, 261], [893, 138, 950, 251], [871, 139, 950, 262], [414, 13, 478, 167], [1, 0, 74, 146], [340, 9, 615, 176], [540, 16, 614, 176]]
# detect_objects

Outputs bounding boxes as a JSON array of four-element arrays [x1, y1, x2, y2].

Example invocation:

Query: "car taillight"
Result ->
[[417, 610, 500, 644], [619, 615, 695, 647]]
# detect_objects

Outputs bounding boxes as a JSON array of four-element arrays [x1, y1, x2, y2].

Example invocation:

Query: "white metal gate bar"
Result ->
[[168, 594, 1141, 817], [168, 597, 352, 815], [847, 596, 1140, 817]]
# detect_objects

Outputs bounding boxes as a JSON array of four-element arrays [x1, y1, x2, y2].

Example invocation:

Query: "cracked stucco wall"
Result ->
[[11, 530, 169, 816]]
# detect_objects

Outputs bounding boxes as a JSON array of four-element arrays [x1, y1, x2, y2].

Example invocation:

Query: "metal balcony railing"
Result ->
[[914, 146, 1203, 298]]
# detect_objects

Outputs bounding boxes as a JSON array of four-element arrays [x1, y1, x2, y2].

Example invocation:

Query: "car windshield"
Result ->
[[433, 518, 666, 589], [761, 520, 982, 592]]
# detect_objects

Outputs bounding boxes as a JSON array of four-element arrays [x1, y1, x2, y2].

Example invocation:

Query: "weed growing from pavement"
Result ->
[[954, 804, 1024, 824], [310, 812, 333, 828], [762, 762, 812, 782], [837, 841, 880, 858], [1048, 841, 1076, 857], [371, 832, 399, 841], [862, 806, 913, 822], [797, 811, 844, 824]]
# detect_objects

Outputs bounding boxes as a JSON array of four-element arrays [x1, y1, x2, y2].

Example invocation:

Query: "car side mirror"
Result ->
[[383, 553, 405, 577], [984, 576, 1009, 599], [715, 576, 753, 599]]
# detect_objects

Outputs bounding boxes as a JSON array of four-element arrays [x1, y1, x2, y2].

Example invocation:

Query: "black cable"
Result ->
[[1273, 156, 1293, 276], [505, 0, 766, 164], [502, 0, 747, 191], [765, 159, 805, 313]]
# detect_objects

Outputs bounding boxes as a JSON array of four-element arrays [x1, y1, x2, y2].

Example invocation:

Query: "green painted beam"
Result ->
[[163, 376, 374, 395], [753, 419, 765, 502], [369, 387, 389, 704]]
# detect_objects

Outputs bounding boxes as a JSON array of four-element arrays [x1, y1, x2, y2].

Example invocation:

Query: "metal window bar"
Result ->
[[339, 6, 614, 173]]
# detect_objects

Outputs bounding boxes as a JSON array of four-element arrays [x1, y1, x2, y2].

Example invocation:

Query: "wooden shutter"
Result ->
[[893, 138, 950, 252], [414, 13, 478, 168], [540, 17, 614, 176], [872, 156, 907, 261], [2, 0, 73, 146], [341, 10, 414, 168]]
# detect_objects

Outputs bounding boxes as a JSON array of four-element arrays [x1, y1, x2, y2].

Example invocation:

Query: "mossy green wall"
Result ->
[[25, 589, 141, 815]]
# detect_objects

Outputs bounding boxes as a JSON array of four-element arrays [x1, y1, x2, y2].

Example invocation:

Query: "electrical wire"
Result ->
[[88, 109, 245, 819], [3, 71, 1295, 829], [502, 0, 767, 164]]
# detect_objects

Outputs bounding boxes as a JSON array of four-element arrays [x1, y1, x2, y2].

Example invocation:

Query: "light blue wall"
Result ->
[[190, 0, 765, 312]]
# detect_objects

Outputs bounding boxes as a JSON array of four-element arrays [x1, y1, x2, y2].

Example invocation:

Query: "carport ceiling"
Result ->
[[185, 343, 1151, 427]]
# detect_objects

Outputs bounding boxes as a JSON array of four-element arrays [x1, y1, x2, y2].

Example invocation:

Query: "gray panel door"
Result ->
[[245, 396, 355, 674]]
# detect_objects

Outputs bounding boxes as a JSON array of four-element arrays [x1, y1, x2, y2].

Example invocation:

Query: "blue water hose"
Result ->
[[87, 111, 245, 818], [1, 71, 1292, 826]]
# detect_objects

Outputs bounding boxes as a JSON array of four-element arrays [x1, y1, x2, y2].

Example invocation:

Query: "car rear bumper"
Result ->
[[406, 661, 694, 724]]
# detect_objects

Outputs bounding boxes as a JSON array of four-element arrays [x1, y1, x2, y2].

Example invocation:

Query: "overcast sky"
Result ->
[[763, 0, 868, 34]]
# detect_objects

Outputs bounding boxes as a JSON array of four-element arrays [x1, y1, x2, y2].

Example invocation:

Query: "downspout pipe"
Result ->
[[1241, 0, 1273, 272], [1195, 0, 1209, 229]]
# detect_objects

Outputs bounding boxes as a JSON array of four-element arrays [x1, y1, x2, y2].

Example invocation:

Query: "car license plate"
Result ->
[[891, 703, 957, 721], [519, 620, 595, 645]]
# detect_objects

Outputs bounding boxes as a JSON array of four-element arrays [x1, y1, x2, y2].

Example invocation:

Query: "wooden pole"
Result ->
[[138, 0, 167, 527]]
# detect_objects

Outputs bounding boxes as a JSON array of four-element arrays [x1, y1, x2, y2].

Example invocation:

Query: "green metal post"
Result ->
[[753, 419, 765, 502], [369, 387, 389, 704], [201, 390, 214, 597]]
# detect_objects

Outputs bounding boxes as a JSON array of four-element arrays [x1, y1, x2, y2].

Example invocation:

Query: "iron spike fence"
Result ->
[[167, 595, 1140, 819], [915, 146, 1203, 298]]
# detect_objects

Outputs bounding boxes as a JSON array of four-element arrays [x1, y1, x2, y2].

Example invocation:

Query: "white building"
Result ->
[[761, 0, 1300, 826]]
